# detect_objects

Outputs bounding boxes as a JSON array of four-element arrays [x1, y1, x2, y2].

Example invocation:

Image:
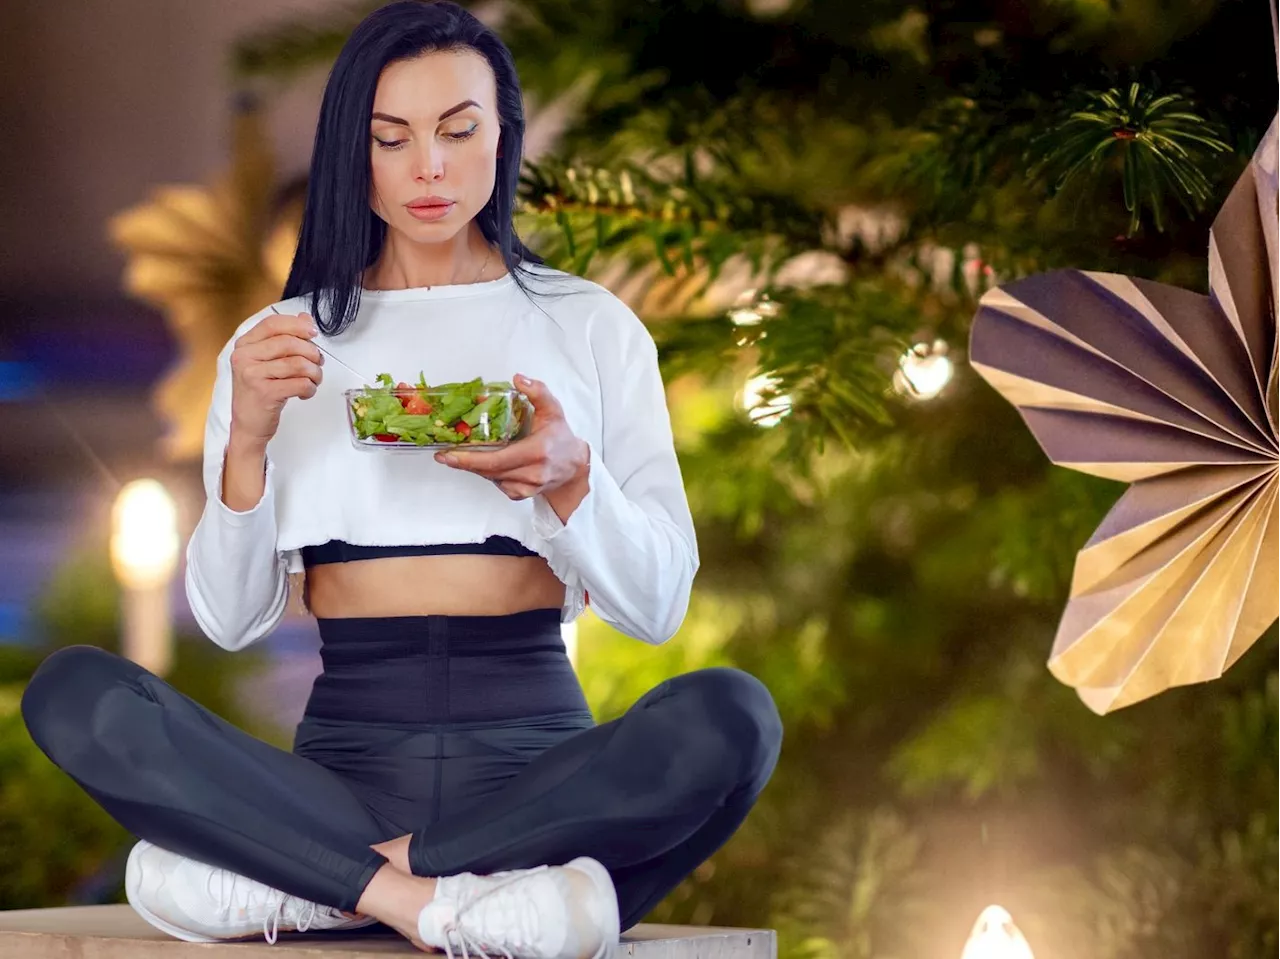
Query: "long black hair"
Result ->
[[282, 0, 557, 335]]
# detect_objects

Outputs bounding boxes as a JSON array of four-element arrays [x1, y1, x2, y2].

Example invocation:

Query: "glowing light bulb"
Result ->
[[729, 287, 780, 327], [740, 372, 792, 427], [753, 293, 780, 318], [111, 479, 180, 590], [960, 905, 1035, 959], [894, 338, 954, 400], [111, 478, 179, 677]]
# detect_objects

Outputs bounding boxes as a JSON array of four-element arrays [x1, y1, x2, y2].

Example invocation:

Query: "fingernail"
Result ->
[[515, 374, 529, 385]]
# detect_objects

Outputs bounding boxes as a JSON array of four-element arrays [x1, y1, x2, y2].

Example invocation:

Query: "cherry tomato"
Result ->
[[405, 394, 433, 415], [373, 433, 398, 442], [455, 421, 472, 438]]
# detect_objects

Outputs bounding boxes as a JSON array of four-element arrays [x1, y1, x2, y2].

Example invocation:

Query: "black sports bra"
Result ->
[[301, 535, 539, 568]]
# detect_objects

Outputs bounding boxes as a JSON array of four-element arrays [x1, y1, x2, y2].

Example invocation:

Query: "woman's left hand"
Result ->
[[434, 374, 590, 508]]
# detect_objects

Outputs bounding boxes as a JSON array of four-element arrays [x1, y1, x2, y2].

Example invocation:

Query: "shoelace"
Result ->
[[440, 864, 552, 959], [206, 868, 317, 945]]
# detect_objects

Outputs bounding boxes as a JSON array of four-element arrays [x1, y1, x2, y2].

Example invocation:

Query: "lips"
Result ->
[[405, 202, 455, 222]]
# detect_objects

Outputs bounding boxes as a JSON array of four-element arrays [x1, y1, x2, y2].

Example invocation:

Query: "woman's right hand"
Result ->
[[228, 311, 325, 449]]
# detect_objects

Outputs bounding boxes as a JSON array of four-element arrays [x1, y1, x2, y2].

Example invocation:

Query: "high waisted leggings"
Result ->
[[19, 609, 783, 931]]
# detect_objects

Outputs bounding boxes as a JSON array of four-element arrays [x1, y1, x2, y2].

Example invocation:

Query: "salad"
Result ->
[[349, 373, 528, 446]]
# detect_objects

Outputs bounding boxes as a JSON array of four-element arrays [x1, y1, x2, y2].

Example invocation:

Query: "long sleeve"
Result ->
[[529, 295, 700, 645], [184, 325, 291, 652]]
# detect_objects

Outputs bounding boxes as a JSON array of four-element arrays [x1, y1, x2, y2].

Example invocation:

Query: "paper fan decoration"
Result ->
[[968, 114, 1278, 714]]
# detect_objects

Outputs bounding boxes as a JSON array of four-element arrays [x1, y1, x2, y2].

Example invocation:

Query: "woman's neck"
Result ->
[[363, 226, 499, 291]]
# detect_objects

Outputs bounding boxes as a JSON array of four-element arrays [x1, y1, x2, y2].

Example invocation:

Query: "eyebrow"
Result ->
[[371, 100, 482, 126]]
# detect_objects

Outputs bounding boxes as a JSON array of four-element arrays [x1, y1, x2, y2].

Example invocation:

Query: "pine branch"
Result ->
[[516, 153, 825, 280], [647, 278, 932, 471], [1026, 81, 1231, 235], [769, 807, 924, 959]]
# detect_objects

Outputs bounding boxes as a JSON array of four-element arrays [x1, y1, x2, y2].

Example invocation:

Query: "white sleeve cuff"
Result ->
[[530, 442, 599, 548], [529, 441, 616, 592], [208, 449, 277, 526], [184, 446, 289, 651], [529, 440, 696, 644]]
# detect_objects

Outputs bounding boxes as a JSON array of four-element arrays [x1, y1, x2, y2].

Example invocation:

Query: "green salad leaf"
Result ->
[[350, 373, 525, 446]]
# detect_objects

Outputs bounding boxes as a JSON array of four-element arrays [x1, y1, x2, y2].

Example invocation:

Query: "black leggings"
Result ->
[[19, 612, 782, 931]]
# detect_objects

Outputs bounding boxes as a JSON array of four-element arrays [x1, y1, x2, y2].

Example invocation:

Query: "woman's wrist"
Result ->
[[542, 438, 591, 524], [227, 421, 270, 458], [222, 430, 271, 512]]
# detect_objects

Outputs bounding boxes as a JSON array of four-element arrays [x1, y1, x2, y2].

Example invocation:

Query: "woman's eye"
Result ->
[[373, 125, 476, 150]]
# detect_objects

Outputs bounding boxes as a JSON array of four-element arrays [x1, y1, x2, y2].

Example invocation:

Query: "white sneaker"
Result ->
[[417, 856, 620, 959], [125, 839, 378, 944]]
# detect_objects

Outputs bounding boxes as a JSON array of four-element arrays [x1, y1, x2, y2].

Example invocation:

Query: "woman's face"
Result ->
[[368, 49, 501, 240]]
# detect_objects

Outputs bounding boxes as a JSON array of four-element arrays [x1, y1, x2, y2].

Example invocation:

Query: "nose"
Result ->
[[413, 140, 446, 182]]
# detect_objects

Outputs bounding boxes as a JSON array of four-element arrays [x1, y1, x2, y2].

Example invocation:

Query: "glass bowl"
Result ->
[[344, 382, 534, 452]]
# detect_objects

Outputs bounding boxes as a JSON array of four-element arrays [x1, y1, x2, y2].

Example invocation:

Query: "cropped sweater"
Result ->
[[183, 262, 700, 651]]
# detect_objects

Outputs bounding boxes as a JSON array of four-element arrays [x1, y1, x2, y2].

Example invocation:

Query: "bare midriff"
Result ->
[[305, 554, 567, 618]]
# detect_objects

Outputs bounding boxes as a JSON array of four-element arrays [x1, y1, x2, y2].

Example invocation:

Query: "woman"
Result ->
[[20, 2, 782, 956]]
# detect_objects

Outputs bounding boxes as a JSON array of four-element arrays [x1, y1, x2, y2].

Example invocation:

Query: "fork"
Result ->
[[268, 304, 373, 384]]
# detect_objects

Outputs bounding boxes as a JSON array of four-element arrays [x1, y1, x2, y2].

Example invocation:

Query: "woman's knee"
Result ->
[[665, 667, 783, 780], [20, 645, 133, 754]]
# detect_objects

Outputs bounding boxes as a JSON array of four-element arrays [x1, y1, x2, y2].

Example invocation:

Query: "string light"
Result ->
[[728, 288, 780, 327], [740, 372, 792, 427], [893, 338, 954, 400], [960, 905, 1035, 959], [753, 293, 780, 318]]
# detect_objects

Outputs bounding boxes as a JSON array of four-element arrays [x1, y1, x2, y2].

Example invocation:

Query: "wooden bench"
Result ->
[[0, 904, 776, 957]]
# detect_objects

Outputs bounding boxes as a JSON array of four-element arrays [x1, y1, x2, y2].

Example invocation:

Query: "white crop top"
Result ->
[[184, 261, 700, 651]]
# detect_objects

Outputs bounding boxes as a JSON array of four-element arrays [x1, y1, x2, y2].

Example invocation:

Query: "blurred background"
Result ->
[[0, 1, 1276, 957]]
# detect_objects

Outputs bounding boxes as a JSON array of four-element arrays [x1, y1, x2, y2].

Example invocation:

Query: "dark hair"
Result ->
[[282, 0, 559, 335]]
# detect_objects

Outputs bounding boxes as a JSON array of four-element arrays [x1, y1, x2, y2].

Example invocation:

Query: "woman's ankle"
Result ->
[[355, 862, 437, 926]]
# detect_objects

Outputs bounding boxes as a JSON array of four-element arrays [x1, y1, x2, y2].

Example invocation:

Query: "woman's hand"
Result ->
[[435, 374, 590, 519], [228, 312, 325, 450]]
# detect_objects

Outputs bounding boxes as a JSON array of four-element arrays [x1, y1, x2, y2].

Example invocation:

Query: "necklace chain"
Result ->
[[426, 245, 493, 290], [367, 245, 495, 292]]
